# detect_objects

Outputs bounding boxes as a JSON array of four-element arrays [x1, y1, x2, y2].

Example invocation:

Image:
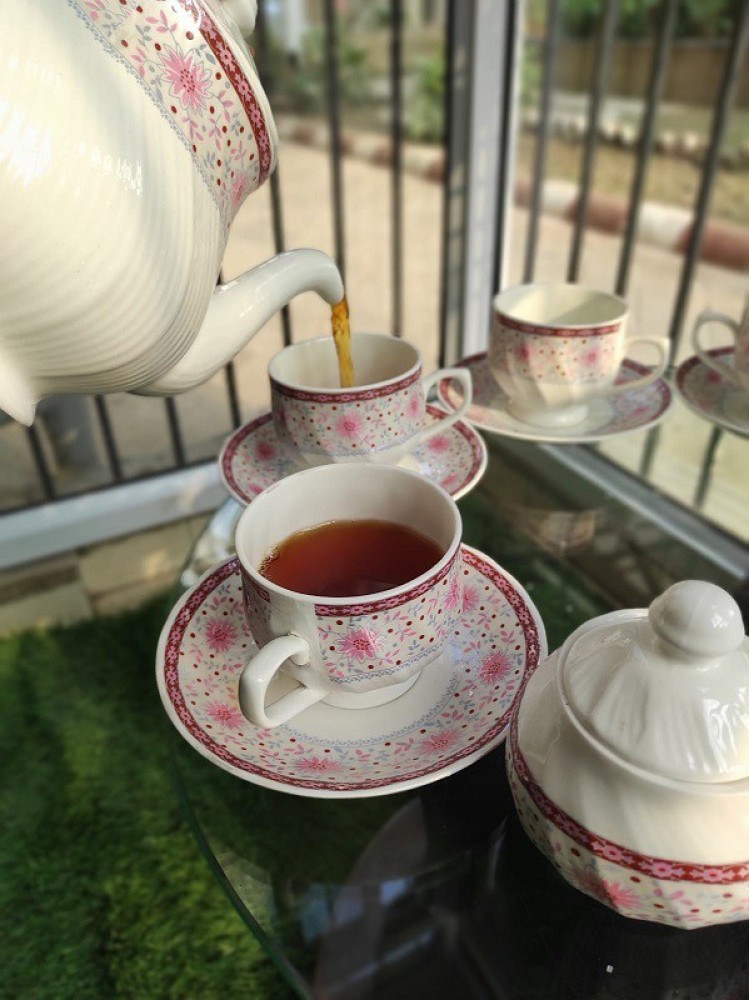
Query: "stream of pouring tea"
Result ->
[[331, 296, 355, 388]]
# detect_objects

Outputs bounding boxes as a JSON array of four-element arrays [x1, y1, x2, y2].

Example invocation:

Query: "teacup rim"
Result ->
[[235, 463, 462, 607], [494, 282, 628, 331], [268, 332, 422, 395]]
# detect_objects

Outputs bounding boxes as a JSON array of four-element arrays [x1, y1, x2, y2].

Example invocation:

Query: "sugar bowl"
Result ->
[[507, 580, 749, 929]]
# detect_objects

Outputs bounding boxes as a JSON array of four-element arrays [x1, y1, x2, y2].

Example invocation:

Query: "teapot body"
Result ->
[[0, 0, 278, 422], [508, 588, 749, 930]]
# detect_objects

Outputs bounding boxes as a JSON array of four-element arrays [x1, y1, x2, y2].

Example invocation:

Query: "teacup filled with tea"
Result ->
[[268, 332, 473, 466], [235, 463, 463, 728]]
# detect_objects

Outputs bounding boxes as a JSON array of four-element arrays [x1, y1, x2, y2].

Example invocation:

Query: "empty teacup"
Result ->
[[269, 333, 473, 466], [236, 463, 464, 728], [692, 301, 749, 392], [488, 283, 669, 428]]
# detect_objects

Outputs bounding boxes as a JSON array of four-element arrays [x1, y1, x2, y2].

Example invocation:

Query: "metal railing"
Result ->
[[1, 0, 747, 559]]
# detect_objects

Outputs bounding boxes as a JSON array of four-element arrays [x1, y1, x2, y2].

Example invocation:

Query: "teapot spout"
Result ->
[[139, 249, 344, 396]]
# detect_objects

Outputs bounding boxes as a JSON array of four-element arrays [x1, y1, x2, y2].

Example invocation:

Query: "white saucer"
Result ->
[[437, 353, 673, 444], [156, 545, 546, 799], [675, 348, 749, 438], [219, 404, 488, 504]]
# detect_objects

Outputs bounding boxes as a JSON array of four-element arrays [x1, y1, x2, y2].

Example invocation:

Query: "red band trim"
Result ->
[[192, 0, 273, 185], [496, 312, 622, 337], [509, 717, 749, 884], [270, 368, 421, 403]]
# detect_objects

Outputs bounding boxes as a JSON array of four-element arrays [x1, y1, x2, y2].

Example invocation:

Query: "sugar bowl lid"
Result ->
[[558, 581, 749, 784]]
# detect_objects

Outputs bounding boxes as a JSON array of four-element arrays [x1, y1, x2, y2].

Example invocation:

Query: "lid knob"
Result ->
[[648, 580, 745, 660]]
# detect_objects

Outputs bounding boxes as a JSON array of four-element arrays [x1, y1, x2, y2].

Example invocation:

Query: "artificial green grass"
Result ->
[[0, 483, 608, 999], [0, 596, 293, 1000]]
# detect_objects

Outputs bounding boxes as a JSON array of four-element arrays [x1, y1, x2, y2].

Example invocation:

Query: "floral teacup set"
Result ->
[[157, 301, 749, 934], [159, 329, 547, 787], [436, 284, 749, 441]]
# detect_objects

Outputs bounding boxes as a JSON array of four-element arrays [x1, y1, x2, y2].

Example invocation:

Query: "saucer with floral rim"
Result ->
[[437, 353, 673, 444], [156, 545, 546, 799], [219, 404, 488, 505], [675, 348, 749, 438]]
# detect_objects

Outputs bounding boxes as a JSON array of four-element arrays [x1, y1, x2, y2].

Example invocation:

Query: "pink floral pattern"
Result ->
[[70, 0, 274, 232], [437, 354, 672, 443], [270, 369, 427, 460], [219, 407, 488, 505], [244, 552, 462, 691], [507, 721, 749, 929], [158, 547, 545, 795], [491, 318, 622, 386], [676, 348, 749, 437]]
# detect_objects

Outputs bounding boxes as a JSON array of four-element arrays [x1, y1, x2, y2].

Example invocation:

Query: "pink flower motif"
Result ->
[[336, 411, 364, 440], [205, 618, 239, 652], [444, 572, 462, 611], [86, 0, 106, 19], [206, 702, 245, 729], [595, 841, 626, 864], [462, 584, 480, 613], [599, 880, 640, 910], [407, 392, 422, 419], [161, 46, 213, 113], [582, 347, 601, 369], [421, 729, 460, 754], [254, 440, 277, 462], [693, 866, 730, 883], [338, 628, 383, 662], [298, 755, 340, 773], [232, 173, 248, 211], [515, 343, 533, 364], [428, 434, 451, 453], [574, 869, 638, 912], [478, 650, 512, 683]]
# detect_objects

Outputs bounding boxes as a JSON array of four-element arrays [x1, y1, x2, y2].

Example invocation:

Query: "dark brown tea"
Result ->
[[259, 519, 444, 598]]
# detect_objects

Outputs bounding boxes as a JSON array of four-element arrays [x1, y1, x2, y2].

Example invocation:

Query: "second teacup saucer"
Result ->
[[675, 348, 749, 438], [219, 404, 488, 504], [437, 353, 673, 444], [156, 545, 546, 799]]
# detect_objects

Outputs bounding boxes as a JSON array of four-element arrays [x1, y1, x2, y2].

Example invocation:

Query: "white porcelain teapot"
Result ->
[[0, 0, 343, 424], [507, 580, 749, 930]]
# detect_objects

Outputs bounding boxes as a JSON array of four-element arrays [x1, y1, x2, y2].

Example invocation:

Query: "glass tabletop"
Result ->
[[167, 434, 749, 999]]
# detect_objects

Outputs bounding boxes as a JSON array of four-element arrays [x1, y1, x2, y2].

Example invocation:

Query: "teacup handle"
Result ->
[[602, 338, 669, 397], [415, 368, 473, 445], [692, 310, 741, 384], [237, 634, 325, 729]]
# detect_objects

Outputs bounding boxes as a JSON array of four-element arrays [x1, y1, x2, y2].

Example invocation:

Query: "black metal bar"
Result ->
[[693, 426, 723, 508], [215, 268, 242, 428], [224, 363, 242, 429], [323, 0, 346, 284], [492, 0, 521, 291], [253, 0, 293, 346], [523, 0, 562, 283], [270, 175, 293, 347], [438, 1, 475, 367], [164, 398, 187, 467], [638, 422, 661, 479], [390, 0, 403, 337], [667, 3, 749, 355], [567, 0, 619, 282], [25, 424, 55, 500], [94, 396, 123, 482], [615, 0, 679, 298]]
